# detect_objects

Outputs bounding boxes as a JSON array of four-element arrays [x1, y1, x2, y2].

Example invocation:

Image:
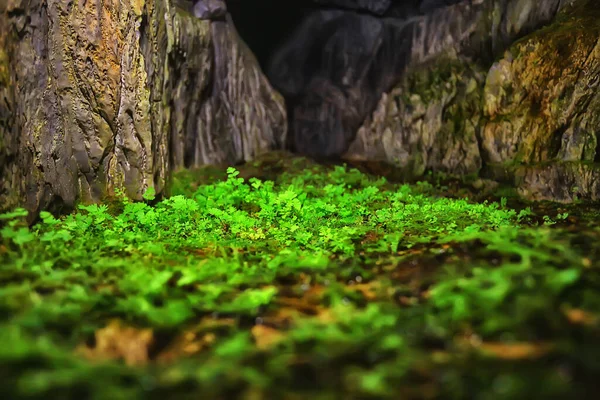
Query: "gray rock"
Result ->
[[0, 0, 286, 217], [193, 0, 227, 20], [269, 0, 569, 159], [346, 0, 600, 202]]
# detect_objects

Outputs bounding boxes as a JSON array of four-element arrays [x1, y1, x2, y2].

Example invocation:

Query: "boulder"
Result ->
[[344, 0, 600, 202], [481, 0, 600, 201]]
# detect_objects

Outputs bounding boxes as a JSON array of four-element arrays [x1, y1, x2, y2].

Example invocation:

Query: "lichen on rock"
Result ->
[[481, 0, 600, 200], [343, 0, 600, 201], [269, 0, 569, 162], [344, 56, 485, 178], [481, 5, 600, 165]]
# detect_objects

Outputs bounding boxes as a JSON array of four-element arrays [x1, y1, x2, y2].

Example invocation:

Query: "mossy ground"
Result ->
[[1, 152, 600, 399]]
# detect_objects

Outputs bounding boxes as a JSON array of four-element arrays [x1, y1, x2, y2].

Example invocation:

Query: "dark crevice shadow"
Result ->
[[225, 0, 315, 72]]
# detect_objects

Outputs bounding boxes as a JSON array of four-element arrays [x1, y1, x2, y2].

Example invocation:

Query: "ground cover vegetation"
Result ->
[[1, 153, 600, 399]]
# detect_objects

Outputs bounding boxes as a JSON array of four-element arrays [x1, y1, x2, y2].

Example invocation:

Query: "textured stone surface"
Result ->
[[481, 4, 600, 166], [344, 0, 600, 201], [269, 0, 570, 159], [166, 10, 287, 170], [0, 0, 286, 216], [514, 163, 600, 202], [341, 0, 572, 170], [345, 58, 485, 177]]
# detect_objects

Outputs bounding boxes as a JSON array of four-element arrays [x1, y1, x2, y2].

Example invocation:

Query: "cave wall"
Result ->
[[267, 0, 572, 159], [342, 0, 573, 171], [344, 0, 600, 201], [0, 0, 286, 215], [483, 1, 600, 201], [260, 0, 598, 201], [346, 56, 486, 178]]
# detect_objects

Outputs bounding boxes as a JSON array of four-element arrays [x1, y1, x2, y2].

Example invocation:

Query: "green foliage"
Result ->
[[430, 227, 584, 335], [1, 162, 599, 399]]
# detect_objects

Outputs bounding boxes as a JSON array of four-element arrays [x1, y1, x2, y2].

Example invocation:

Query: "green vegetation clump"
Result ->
[[1, 159, 599, 399]]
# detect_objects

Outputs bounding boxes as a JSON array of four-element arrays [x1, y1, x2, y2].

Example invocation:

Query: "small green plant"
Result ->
[[1, 161, 599, 399]]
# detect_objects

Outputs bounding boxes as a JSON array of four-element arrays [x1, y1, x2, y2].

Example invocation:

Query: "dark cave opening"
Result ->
[[225, 0, 316, 73], [225, 0, 319, 156], [225, 0, 407, 160]]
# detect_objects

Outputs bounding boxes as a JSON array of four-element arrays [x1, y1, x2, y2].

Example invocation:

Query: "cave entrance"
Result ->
[[224, 1, 423, 160], [226, 0, 320, 156], [225, 0, 390, 160], [225, 0, 314, 73]]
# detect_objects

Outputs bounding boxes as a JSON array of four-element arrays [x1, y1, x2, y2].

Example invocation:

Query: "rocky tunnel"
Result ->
[[1, 0, 597, 216], [185, 0, 590, 184]]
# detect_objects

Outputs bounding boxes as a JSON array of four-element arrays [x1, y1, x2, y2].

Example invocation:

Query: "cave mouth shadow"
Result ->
[[226, 0, 320, 155], [225, 0, 398, 160], [225, 0, 315, 73]]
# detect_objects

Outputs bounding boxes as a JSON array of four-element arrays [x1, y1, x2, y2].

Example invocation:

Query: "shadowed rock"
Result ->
[[193, 0, 227, 19], [269, 0, 571, 159], [313, 0, 392, 14]]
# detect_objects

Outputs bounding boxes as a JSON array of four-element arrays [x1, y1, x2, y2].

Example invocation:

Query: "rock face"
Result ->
[[481, 5, 600, 167], [482, 1, 600, 201], [349, 0, 600, 202], [0, 0, 286, 215], [268, 0, 571, 159], [0, 0, 598, 213], [346, 57, 486, 177], [267, 0, 600, 201]]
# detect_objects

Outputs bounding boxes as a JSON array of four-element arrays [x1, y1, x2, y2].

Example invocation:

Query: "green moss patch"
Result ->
[[1, 154, 600, 399]]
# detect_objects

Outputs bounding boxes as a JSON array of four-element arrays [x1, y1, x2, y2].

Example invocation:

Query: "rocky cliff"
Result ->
[[268, 0, 574, 160], [343, 0, 600, 201]]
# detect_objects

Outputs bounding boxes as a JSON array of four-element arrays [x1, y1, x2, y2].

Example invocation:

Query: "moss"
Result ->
[[403, 57, 473, 104], [0, 47, 9, 87], [2, 154, 600, 398]]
